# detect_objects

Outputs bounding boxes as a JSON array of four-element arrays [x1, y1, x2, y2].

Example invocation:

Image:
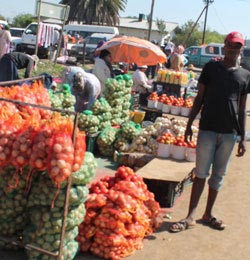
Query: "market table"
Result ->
[[136, 157, 194, 207]]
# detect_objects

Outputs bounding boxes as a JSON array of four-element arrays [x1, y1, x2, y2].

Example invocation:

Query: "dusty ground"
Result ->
[[1, 97, 250, 260]]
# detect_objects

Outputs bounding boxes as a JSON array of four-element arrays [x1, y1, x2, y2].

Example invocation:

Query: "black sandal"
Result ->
[[201, 217, 226, 230], [169, 220, 194, 233]]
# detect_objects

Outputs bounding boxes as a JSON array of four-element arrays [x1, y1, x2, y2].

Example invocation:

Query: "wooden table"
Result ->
[[136, 158, 194, 207]]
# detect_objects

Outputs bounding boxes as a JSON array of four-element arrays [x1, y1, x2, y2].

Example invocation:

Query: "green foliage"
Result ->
[[11, 13, 35, 28], [172, 20, 224, 48], [156, 19, 168, 35], [0, 14, 6, 21], [60, 0, 127, 26]]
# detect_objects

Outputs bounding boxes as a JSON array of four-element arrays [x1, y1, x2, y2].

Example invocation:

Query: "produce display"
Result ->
[[77, 166, 161, 260], [104, 75, 133, 126], [0, 80, 96, 259], [0, 166, 29, 249], [48, 89, 76, 115], [148, 91, 159, 101], [0, 151, 97, 259], [97, 126, 120, 157], [24, 152, 96, 260], [0, 79, 52, 119], [115, 117, 198, 156], [156, 69, 190, 85], [157, 132, 175, 144], [91, 98, 112, 131], [0, 72, 200, 259], [78, 110, 100, 134]]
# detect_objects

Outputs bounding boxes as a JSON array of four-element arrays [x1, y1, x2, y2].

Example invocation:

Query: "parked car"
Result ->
[[10, 27, 25, 52], [240, 46, 250, 71], [70, 33, 115, 62], [184, 43, 224, 68]]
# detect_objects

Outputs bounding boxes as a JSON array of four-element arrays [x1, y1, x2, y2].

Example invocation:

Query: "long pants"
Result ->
[[0, 55, 19, 82]]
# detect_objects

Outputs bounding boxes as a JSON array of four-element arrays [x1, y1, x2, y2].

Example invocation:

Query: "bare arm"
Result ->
[[237, 93, 247, 157], [184, 82, 206, 142]]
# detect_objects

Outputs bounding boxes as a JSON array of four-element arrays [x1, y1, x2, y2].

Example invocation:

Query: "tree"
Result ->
[[156, 19, 168, 37], [0, 14, 6, 21], [11, 14, 35, 28], [60, 0, 127, 25], [172, 20, 224, 47]]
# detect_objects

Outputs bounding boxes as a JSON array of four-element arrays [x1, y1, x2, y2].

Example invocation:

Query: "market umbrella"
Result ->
[[96, 36, 167, 66]]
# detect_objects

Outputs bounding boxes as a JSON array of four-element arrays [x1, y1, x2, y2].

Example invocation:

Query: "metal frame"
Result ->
[[0, 76, 79, 260]]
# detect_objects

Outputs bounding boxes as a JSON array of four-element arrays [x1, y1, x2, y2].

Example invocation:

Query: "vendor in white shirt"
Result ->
[[132, 65, 153, 106]]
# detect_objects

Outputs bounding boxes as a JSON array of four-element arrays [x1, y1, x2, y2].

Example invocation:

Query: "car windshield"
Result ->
[[10, 29, 24, 37], [86, 37, 105, 45]]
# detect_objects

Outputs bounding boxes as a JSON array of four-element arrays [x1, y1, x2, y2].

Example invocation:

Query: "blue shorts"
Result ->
[[194, 130, 237, 191]]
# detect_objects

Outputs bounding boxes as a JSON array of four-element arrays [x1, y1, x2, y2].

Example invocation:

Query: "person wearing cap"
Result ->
[[132, 65, 153, 106], [92, 49, 114, 95], [62, 66, 101, 112], [169, 31, 250, 233], [0, 52, 39, 82]]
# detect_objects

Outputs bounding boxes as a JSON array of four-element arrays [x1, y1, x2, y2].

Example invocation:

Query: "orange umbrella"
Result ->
[[96, 36, 167, 66]]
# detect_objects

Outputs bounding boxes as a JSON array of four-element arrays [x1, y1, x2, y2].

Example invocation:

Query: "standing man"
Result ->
[[132, 65, 153, 106], [169, 32, 250, 232]]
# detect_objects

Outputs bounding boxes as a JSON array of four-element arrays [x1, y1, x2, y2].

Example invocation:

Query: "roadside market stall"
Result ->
[[0, 75, 164, 260]]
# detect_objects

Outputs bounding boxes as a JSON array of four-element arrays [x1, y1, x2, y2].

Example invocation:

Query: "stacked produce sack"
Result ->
[[48, 85, 76, 114], [97, 126, 120, 157], [0, 79, 97, 259], [0, 79, 52, 119], [77, 166, 161, 260], [24, 152, 97, 260], [91, 97, 112, 131], [78, 110, 100, 134], [114, 121, 141, 152], [104, 75, 133, 126], [0, 166, 30, 249]]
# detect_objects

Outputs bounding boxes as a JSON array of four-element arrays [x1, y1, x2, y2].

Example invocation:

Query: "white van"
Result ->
[[64, 24, 119, 39], [21, 22, 61, 57], [64, 24, 119, 51]]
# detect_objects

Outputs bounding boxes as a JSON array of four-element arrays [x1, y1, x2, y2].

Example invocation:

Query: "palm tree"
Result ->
[[60, 0, 127, 26]]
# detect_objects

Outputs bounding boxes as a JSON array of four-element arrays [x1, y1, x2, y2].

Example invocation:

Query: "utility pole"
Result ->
[[202, 0, 214, 44], [147, 0, 155, 41]]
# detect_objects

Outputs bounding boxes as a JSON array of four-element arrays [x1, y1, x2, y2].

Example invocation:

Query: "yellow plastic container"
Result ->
[[129, 110, 135, 120], [133, 110, 146, 124]]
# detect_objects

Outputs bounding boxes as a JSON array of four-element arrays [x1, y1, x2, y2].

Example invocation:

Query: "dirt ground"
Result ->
[[1, 98, 250, 260]]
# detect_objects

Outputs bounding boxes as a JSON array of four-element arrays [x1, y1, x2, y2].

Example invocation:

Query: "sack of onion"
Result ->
[[77, 166, 161, 260], [47, 132, 74, 185]]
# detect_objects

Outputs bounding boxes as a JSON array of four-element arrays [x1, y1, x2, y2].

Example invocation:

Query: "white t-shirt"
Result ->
[[132, 69, 153, 94]]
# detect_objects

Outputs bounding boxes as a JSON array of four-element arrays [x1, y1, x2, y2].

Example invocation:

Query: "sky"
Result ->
[[2, 0, 250, 39]]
